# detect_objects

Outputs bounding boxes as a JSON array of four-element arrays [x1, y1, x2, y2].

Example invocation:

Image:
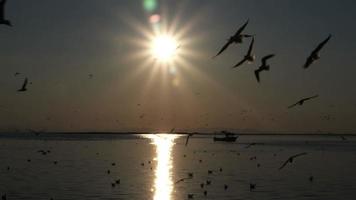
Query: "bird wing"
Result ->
[[240, 34, 254, 38], [233, 58, 247, 68], [303, 95, 319, 102], [254, 69, 261, 83], [312, 34, 331, 55], [303, 56, 314, 69], [234, 19, 249, 36], [278, 153, 308, 170], [278, 158, 290, 170], [287, 101, 299, 109], [247, 37, 255, 56], [290, 152, 308, 159], [22, 78, 28, 89], [261, 54, 275, 66], [0, 0, 5, 20], [213, 40, 233, 58]]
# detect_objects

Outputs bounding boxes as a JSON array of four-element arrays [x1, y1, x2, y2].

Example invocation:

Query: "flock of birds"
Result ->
[[176, 138, 312, 199], [213, 19, 331, 109], [0, 1, 347, 200], [2, 1, 331, 110]]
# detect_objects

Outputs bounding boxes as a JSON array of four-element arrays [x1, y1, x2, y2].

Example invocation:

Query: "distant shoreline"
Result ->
[[0, 132, 355, 136]]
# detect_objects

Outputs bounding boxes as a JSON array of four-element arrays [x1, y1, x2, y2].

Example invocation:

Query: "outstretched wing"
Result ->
[[233, 19, 249, 37], [233, 58, 247, 68], [278, 159, 290, 170], [290, 152, 308, 159], [303, 56, 314, 69], [312, 34, 331, 55], [22, 78, 28, 89], [254, 69, 261, 83], [213, 40, 233, 58], [287, 101, 299, 109], [303, 95, 319, 102], [247, 37, 255, 56], [261, 54, 275, 66], [0, 0, 6, 20]]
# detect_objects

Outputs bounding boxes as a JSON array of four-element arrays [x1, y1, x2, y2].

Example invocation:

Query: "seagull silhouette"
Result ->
[[0, 0, 12, 26], [254, 54, 275, 82], [279, 152, 308, 170], [288, 95, 319, 109], [14, 72, 20, 76], [17, 78, 28, 92], [233, 37, 255, 68], [304, 35, 331, 69], [213, 19, 252, 58]]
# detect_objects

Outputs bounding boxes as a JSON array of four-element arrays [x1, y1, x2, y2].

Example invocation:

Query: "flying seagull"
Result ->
[[303, 35, 332, 69], [213, 19, 252, 58], [0, 0, 12, 26], [233, 37, 255, 68], [279, 152, 308, 170], [288, 95, 319, 109], [17, 78, 28, 92], [254, 54, 275, 82]]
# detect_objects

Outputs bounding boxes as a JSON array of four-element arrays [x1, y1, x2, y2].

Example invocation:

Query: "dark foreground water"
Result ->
[[0, 133, 356, 200]]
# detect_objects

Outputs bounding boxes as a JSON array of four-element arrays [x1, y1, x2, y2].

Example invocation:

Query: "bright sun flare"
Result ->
[[151, 35, 178, 62]]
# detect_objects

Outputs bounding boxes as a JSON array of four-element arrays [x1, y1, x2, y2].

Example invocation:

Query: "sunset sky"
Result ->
[[1, 0, 356, 133]]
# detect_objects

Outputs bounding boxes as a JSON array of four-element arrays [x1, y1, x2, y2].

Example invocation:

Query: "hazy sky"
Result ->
[[1, 0, 356, 133]]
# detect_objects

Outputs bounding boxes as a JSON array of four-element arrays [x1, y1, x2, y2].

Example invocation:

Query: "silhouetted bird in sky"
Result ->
[[304, 35, 331, 69], [288, 95, 319, 109], [17, 78, 28, 92], [0, 0, 12, 26], [213, 19, 252, 58], [254, 54, 275, 82], [14, 72, 20, 76], [233, 37, 255, 68], [88, 74, 93, 79], [279, 152, 308, 170]]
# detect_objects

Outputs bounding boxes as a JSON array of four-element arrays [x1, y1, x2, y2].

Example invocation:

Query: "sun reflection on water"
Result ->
[[146, 134, 178, 200]]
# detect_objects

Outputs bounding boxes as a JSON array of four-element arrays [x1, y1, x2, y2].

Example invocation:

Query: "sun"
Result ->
[[151, 35, 179, 62]]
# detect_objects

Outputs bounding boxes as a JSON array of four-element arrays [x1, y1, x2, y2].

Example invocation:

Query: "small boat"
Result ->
[[213, 131, 238, 142]]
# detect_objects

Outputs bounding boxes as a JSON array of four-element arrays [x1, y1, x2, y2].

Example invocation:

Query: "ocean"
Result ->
[[0, 133, 355, 200]]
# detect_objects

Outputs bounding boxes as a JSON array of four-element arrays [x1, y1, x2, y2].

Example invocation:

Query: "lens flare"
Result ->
[[143, 0, 158, 12]]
